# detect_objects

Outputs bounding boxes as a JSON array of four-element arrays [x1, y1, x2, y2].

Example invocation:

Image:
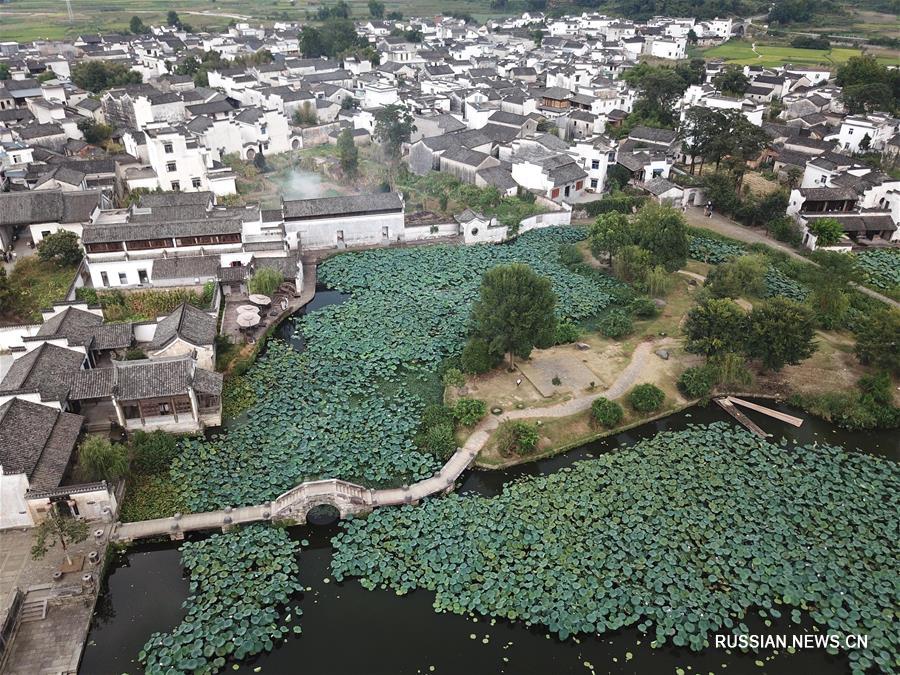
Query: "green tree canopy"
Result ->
[[37, 230, 82, 267], [836, 55, 899, 113], [129, 15, 149, 34], [470, 263, 557, 367], [712, 65, 750, 97], [77, 118, 113, 145], [634, 203, 689, 272], [746, 297, 817, 371], [374, 104, 416, 159], [77, 435, 129, 483], [684, 297, 748, 356], [623, 64, 688, 126], [368, 0, 385, 17], [71, 61, 142, 93], [31, 504, 89, 565], [854, 308, 900, 375], [705, 254, 767, 298], [808, 217, 845, 247], [337, 127, 359, 178], [588, 211, 633, 264]]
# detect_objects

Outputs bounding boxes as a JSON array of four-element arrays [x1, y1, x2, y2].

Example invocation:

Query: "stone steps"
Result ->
[[19, 599, 47, 623]]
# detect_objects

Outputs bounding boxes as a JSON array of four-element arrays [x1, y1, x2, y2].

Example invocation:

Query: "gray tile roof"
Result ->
[[151, 255, 221, 281], [36, 307, 103, 346], [149, 303, 217, 350], [91, 323, 134, 350], [0, 190, 100, 227], [0, 397, 82, 490], [67, 367, 116, 400], [283, 193, 403, 220], [81, 218, 242, 244], [0, 343, 86, 401], [193, 368, 223, 396], [114, 357, 215, 400]]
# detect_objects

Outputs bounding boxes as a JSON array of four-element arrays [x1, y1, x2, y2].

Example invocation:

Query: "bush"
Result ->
[[442, 367, 465, 388], [555, 320, 580, 344], [37, 230, 82, 267], [494, 420, 540, 457], [453, 398, 487, 426], [769, 217, 802, 246], [677, 365, 716, 398], [248, 267, 283, 296], [122, 347, 148, 360], [854, 308, 900, 376], [419, 423, 457, 460], [461, 338, 500, 374], [591, 397, 624, 427], [629, 296, 659, 318], [130, 430, 180, 475], [708, 352, 753, 387], [646, 265, 672, 297], [628, 383, 665, 413], [583, 194, 646, 216], [558, 243, 583, 268], [599, 309, 633, 338], [77, 435, 129, 482], [705, 255, 767, 299]]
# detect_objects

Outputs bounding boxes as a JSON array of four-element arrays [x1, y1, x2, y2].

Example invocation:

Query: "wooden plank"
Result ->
[[727, 397, 803, 427], [714, 397, 769, 438]]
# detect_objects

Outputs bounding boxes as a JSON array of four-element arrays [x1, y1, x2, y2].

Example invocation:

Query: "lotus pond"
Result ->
[[82, 404, 898, 675]]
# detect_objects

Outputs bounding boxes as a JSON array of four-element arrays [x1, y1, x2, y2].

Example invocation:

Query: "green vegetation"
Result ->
[[493, 420, 540, 457], [1, 257, 77, 323], [76, 435, 129, 483], [139, 526, 302, 674], [836, 54, 900, 114], [627, 383, 665, 412], [37, 230, 82, 267], [71, 60, 142, 93], [468, 263, 557, 368], [677, 364, 716, 398], [807, 217, 845, 247], [75, 283, 215, 322], [336, 128, 359, 178], [854, 249, 900, 296], [332, 423, 900, 673], [248, 267, 283, 296], [704, 254, 766, 299], [701, 39, 876, 68], [415, 403, 457, 460], [854, 308, 900, 375], [791, 371, 900, 430], [373, 104, 415, 160], [452, 398, 487, 426], [590, 397, 624, 427], [30, 503, 89, 566], [598, 308, 633, 338], [120, 431, 187, 523]]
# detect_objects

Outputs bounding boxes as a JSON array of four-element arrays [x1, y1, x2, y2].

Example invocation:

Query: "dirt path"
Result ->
[[463, 340, 664, 456]]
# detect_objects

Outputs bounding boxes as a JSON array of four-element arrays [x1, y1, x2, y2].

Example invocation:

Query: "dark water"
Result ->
[[274, 285, 350, 351], [80, 401, 898, 675], [83, 282, 899, 675]]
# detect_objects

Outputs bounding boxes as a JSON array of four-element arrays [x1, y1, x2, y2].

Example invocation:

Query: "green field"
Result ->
[[0, 0, 518, 42], [702, 39, 894, 67]]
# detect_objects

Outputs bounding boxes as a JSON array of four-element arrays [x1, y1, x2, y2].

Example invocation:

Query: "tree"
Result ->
[[461, 337, 501, 374], [37, 230, 82, 267], [745, 297, 817, 371], [588, 211, 633, 264], [612, 245, 651, 285], [31, 504, 89, 567], [634, 203, 689, 272], [530, 28, 544, 46], [469, 263, 557, 368], [129, 15, 149, 34], [368, 0, 385, 17], [0, 63, 9, 80], [77, 435, 129, 482], [71, 61, 142, 93], [854, 308, 900, 375], [299, 26, 325, 57], [680, 106, 727, 175], [723, 112, 770, 189], [598, 309, 633, 338], [591, 398, 623, 427], [373, 104, 416, 160], [293, 101, 318, 126], [678, 365, 716, 398], [453, 398, 487, 426], [248, 267, 283, 296], [807, 217, 845, 247], [684, 297, 747, 356], [336, 127, 359, 178], [704, 254, 767, 298], [712, 65, 750, 97], [495, 420, 540, 457], [836, 55, 899, 114], [0, 268, 14, 313], [77, 118, 113, 145], [624, 64, 688, 126], [319, 18, 364, 57], [167, 10, 181, 27], [786, 167, 802, 190], [628, 383, 665, 413]]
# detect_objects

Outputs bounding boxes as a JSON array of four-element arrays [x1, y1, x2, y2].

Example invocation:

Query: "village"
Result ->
[[0, 4, 898, 674]]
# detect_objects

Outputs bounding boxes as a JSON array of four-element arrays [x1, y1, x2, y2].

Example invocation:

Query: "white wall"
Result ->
[[285, 211, 406, 250]]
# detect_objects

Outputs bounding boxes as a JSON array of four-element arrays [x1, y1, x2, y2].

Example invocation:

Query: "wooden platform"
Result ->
[[714, 396, 804, 438]]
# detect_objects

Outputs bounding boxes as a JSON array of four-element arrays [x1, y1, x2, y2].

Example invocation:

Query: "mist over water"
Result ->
[[276, 168, 327, 199]]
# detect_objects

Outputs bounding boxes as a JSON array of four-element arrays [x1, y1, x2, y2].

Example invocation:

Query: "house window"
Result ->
[[591, 159, 600, 169], [166, 161, 177, 172], [564, 185, 571, 197], [164, 142, 173, 153], [848, 128, 853, 135], [171, 181, 180, 191], [159, 401, 171, 415], [101, 271, 109, 287], [576, 180, 583, 190], [590, 178, 598, 189], [192, 177, 202, 188], [118, 272, 128, 285], [138, 269, 149, 284], [551, 187, 560, 199]]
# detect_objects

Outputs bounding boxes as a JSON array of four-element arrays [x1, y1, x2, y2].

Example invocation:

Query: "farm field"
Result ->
[[0, 0, 516, 42], [701, 39, 895, 67]]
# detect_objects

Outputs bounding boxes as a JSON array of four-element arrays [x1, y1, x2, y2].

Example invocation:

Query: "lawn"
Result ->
[[701, 39, 893, 67], [0, 0, 521, 42], [3, 257, 76, 323]]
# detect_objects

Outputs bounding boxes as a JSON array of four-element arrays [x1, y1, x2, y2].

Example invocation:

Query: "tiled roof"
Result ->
[[81, 218, 242, 244], [0, 343, 85, 401], [151, 255, 221, 281], [283, 193, 403, 220], [0, 190, 100, 227], [149, 303, 217, 350], [36, 307, 103, 346], [91, 323, 134, 350]]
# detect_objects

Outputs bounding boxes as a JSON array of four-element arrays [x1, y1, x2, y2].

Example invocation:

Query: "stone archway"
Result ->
[[246, 147, 256, 160], [305, 502, 341, 525], [291, 138, 301, 150]]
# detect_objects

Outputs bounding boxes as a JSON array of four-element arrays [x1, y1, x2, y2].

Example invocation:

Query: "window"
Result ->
[[590, 178, 598, 189], [100, 271, 109, 287], [164, 142, 173, 153], [191, 177, 202, 188], [564, 185, 571, 197], [591, 159, 600, 170], [848, 128, 853, 135], [158, 402, 171, 415], [138, 269, 149, 284], [118, 272, 128, 285], [171, 181, 180, 191], [166, 161, 177, 172], [551, 187, 560, 199]]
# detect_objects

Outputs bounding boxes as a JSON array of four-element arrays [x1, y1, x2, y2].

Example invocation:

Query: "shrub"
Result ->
[[130, 430, 180, 475], [646, 265, 673, 297], [122, 347, 148, 360], [677, 365, 716, 398], [77, 435, 129, 482], [442, 368, 465, 388], [708, 352, 752, 387], [494, 420, 540, 457], [591, 397, 624, 427], [453, 398, 487, 426], [419, 423, 457, 460], [555, 320, 580, 344], [705, 255, 767, 299], [769, 217, 802, 246], [628, 383, 665, 413], [248, 267, 283, 296], [629, 296, 658, 319], [612, 245, 651, 285], [558, 243, 583, 268], [854, 308, 900, 376], [37, 230, 82, 267], [461, 337, 500, 374], [599, 309, 633, 338]]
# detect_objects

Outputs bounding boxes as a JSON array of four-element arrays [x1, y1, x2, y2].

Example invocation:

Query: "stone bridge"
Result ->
[[111, 444, 479, 542]]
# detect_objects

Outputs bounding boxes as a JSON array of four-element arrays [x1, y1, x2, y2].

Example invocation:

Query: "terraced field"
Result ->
[[702, 39, 894, 67]]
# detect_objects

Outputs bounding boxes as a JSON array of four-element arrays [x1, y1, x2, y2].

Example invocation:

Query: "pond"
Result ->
[[80, 400, 898, 675]]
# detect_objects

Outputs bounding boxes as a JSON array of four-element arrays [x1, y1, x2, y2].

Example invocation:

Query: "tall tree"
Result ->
[[712, 66, 750, 97], [129, 15, 149, 34], [625, 65, 688, 126], [807, 217, 845, 247], [337, 127, 359, 178], [166, 10, 181, 27], [684, 297, 748, 356], [588, 211, 633, 265], [37, 230, 82, 267], [855, 308, 900, 375], [746, 297, 817, 371], [368, 0, 385, 17], [680, 107, 727, 175], [299, 26, 325, 58], [836, 55, 899, 114], [373, 104, 416, 159], [31, 504, 89, 566], [77, 435, 129, 483], [634, 203, 689, 272], [470, 264, 557, 368]]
